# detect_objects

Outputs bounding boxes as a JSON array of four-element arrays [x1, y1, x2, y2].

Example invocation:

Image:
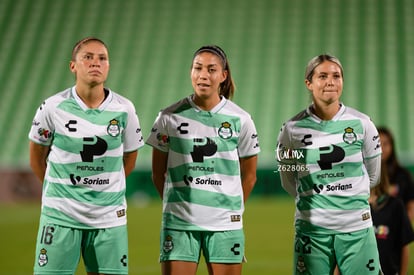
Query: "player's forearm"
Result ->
[[280, 171, 298, 197], [240, 155, 258, 202], [30, 162, 46, 183], [29, 141, 49, 183], [364, 155, 381, 187], [242, 175, 257, 202], [123, 150, 138, 177], [152, 174, 165, 199]]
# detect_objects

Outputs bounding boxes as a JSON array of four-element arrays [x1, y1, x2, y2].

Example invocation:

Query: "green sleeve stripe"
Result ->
[[299, 162, 364, 192], [297, 194, 368, 211], [48, 157, 123, 178], [168, 136, 238, 154], [58, 100, 127, 124], [53, 133, 123, 153], [169, 158, 240, 181], [162, 213, 207, 230]]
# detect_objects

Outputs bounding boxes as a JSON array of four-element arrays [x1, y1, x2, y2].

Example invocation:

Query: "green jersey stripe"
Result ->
[[166, 187, 242, 210], [45, 181, 125, 206]]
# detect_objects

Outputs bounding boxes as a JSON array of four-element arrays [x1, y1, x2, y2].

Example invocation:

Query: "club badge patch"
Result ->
[[164, 235, 174, 253], [38, 248, 48, 267], [218, 122, 233, 139], [107, 119, 120, 137], [343, 127, 357, 144], [163, 235, 174, 253], [296, 256, 307, 273]]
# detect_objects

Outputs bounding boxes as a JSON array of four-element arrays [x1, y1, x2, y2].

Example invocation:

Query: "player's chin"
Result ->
[[323, 93, 340, 101], [88, 78, 106, 86]]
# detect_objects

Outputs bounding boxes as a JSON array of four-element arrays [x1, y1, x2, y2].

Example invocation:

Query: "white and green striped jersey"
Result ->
[[146, 96, 260, 231], [28, 87, 144, 229], [276, 104, 381, 234]]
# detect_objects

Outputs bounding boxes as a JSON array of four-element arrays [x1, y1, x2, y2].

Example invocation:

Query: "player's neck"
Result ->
[[75, 83, 106, 109], [192, 94, 221, 111]]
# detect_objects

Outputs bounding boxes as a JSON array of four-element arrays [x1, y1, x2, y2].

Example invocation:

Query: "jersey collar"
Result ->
[[306, 102, 346, 122], [187, 95, 227, 114], [71, 86, 113, 111]]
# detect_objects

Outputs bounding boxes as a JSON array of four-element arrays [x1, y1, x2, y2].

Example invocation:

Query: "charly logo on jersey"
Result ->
[[65, 120, 77, 132], [218, 121, 233, 139], [230, 243, 241, 255], [38, 248, 48, 267], [373, 134, 381, 150], [107, 119, 121, 137], [343, 127, 357, 144], [177, 122, 189, 134], [252, 133, 260, 149]]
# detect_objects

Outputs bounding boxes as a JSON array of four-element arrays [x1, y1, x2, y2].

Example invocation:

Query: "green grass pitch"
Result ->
[[1, 196, 413, 274]]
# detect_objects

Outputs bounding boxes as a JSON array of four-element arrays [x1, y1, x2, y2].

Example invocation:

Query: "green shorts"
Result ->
[[293, 227, 381, 274], [160, 228, 245, 263], [33, 216, 128, 275]]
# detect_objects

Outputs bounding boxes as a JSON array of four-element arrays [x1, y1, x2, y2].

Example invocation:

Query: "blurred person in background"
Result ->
[[28, 37, 144, 275], [377, 126, 414, 223], [276, 54, 382, 274], [146, 45, 260, 275], [370, 161, 414, 275]]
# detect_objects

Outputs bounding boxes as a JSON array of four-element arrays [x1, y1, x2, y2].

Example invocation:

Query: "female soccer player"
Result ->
[[276, 54, 382, 274], [146, 45, 260, 275], [29, 37, 144, 275]]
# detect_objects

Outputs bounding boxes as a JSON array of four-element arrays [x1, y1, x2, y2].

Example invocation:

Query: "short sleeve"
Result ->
[[145, 111, 170, 152], [237, 115, 260, 158], [123, 101, 145, 152], [363, 119, 381, 159], [28, 100, 54, 146]]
